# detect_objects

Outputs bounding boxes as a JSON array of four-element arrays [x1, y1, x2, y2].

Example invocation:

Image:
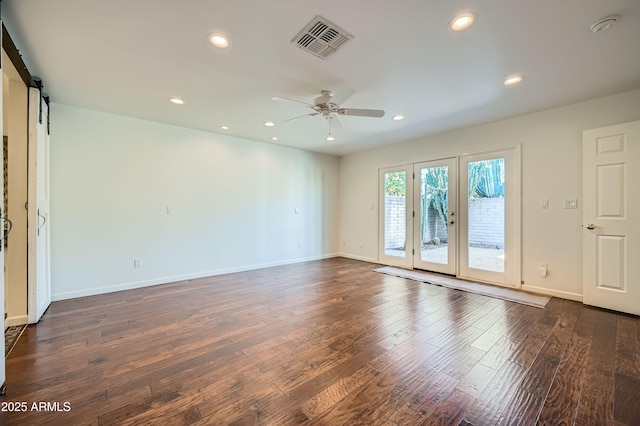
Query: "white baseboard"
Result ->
[[51, 253, 340, 301], [5, 315, 29, 327], [337, 252, 379, 264], [521, 284, 583, 302]]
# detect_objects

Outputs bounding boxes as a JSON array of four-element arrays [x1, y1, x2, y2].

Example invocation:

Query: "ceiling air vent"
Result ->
[[291, 15, 354, 59]]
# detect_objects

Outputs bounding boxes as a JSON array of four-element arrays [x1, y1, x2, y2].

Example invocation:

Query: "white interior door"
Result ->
[[379, 165, 413, 268], [583, 120, 640, 315], [413, 158, 457, 274], [27, 87, 51, 323]]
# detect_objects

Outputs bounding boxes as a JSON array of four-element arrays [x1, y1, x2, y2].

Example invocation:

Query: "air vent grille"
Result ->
[[292, 15, 353, 59]]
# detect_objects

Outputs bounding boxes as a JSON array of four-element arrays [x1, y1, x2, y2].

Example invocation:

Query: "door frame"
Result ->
[[377, 146, 521, 288]]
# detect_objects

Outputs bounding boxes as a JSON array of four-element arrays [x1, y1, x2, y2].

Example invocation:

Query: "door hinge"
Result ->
[[412, 211, 415, 217], [412, 248, 415, 255]]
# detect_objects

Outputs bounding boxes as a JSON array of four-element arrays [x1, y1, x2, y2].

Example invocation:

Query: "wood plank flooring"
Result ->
[[2, 257, 640, 425]]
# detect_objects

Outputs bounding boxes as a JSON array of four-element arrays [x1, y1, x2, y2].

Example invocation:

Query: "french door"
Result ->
[[413, 159, 457, 275], [379, 147, 520, 288], [379, 165, 413, 268], [458, 149, 519, 287]]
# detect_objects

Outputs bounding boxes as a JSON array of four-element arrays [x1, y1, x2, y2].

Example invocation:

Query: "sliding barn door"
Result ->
[[27, 87, 52, 323], [0, 20, 6, 390]]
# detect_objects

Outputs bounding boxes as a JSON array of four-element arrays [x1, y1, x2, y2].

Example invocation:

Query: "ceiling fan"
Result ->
[[275, 90, 385, 140]]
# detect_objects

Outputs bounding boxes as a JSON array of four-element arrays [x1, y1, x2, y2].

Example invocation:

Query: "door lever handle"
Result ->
[[585, 223, 597, 230], [38, 209, 46, 236], [0, 216, 13, 244]]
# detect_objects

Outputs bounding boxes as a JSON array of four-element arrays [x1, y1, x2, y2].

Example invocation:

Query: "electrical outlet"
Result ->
[[166, 206, 174, 215], [539, 263, 548, 277], [359, 242, 364, 249], [133, 258, 142, 268]]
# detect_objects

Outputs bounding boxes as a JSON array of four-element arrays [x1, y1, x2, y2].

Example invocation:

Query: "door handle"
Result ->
[[38, 209, 46, 236], [585, 223, 598, 230], [0, 216, 13, 246], [450, 220, 455, 225]]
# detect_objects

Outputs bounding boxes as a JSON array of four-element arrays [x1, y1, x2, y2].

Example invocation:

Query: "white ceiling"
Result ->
[[3, 0, 639, 156]]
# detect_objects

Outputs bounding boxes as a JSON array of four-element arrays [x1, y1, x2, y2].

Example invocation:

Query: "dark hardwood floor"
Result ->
[[2, 257, 639, 425]]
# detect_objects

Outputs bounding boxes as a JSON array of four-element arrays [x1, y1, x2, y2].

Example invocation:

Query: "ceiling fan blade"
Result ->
[[331, 87, 356, 106], [337, 108, 385, 118], [273, 96, 313, 107], [282, 112, 318, 123]]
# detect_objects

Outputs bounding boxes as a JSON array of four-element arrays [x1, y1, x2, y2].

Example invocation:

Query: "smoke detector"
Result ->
[[590, 16, 619, 33], [292, 15, 353, 59]]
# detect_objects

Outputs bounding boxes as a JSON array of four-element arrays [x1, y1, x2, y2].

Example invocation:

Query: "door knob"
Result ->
[[450, 220, 455, 225], [585, 223, 597, 230]]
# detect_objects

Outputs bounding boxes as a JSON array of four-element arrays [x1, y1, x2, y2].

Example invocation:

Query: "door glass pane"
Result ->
[[420, 166, 449, 264], [384, 171, 406, 257], [467, 158, 505, 272]]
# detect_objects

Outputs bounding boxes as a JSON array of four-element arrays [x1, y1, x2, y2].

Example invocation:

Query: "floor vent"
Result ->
[[291, 15, 353, 59]]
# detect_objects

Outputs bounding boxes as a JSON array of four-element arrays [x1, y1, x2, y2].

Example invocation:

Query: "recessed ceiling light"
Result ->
[[169, 97, 185, 105], [504, 75, 524, 86], [449, 13, 475, 31], [220, 125, 229, 130], [590, 16, 618, 33], [264, 121, 275, 127], [392, 115, 405, 121], [326, 134, 335, 142], [271, 137, 278, 141], [209, 33, 231, 49]]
